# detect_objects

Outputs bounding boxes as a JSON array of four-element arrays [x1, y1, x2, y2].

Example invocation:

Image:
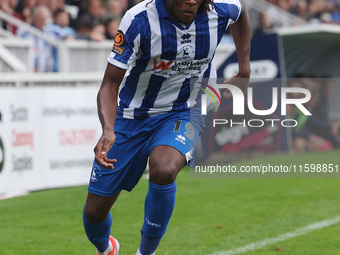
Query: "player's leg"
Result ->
[[84, 192, 119, 223], [136, 110, 204, 255], [149, 145, 186, 185], [83, 192, 120, 255], [83, 115, 150, 255], [137, 145, 185, 255]]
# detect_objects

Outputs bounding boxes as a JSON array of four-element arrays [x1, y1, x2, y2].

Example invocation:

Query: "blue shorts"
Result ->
[[88, 109, 205, 196]]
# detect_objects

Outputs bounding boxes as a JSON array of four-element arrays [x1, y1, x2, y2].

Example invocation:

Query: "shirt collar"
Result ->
[[155, 0, 170, 18]]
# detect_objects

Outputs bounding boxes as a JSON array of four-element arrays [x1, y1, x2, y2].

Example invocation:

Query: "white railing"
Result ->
[[0, 26, 15, 38], [0, 10, 113, 73], [0, 72, 103, 86], [57, 40, 112, 73], [0, 38, 34, 72]]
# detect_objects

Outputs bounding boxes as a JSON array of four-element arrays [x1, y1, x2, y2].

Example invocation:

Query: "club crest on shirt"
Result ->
[[112, 30, 125, 55], [179, 45, 195, 60]]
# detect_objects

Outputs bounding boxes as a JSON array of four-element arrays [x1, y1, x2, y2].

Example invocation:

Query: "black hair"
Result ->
[[146, 0, 214, 14], [199, 0, 214, 14]]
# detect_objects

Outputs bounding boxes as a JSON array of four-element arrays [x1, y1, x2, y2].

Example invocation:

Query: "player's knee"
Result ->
[[83, 204, 108, 224], [149, 160, 178, 185]]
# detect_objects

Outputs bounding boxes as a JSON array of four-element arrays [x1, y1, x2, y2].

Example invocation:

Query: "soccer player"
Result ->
[[82, 0, 251, 254]]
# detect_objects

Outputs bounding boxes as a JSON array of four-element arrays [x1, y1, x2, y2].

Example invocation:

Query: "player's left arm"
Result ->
[[223, 0, 251, 98]]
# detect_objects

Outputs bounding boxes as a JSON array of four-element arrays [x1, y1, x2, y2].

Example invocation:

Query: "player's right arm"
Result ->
[[94, 63, 126, 169]]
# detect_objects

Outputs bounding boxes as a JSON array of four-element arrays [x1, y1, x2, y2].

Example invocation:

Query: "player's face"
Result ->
[[165, 0, 204, 24]]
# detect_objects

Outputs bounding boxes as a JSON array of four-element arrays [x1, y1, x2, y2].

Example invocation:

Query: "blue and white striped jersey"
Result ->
[[107, 0, 242, 119]]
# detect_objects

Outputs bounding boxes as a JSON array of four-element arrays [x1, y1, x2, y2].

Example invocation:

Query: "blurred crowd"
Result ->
[[258, 0, 340, 33], [0, 0, 141, 41], [2, 0, 339, 41], [0, 0, 145, 71], [2, 0, 340, 71], [287, 75, 340, 152], [2, 0, 340, 43]]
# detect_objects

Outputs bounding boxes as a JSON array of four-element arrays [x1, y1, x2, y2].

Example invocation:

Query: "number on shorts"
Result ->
[[184, 123, 195, 140], [173, 120, 195, 140]]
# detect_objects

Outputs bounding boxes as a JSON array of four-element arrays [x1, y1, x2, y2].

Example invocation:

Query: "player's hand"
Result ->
[[222, 72, 250, 99], [94, 130, 117, 170]]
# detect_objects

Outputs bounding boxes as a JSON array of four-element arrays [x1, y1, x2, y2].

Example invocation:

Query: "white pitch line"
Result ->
[[211, 215, 340, 255]]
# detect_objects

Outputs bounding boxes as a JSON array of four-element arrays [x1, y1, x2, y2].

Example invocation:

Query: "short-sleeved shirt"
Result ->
[[107, 0, 242, 119]]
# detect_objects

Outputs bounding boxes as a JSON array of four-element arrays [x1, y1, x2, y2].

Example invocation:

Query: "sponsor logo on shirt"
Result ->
[[152, 57, 212, 77], [112, 30, 125, 56], [153, 59, 173, 70]]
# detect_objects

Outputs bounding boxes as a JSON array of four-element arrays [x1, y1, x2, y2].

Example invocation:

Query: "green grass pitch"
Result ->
[[0, 150, 339, 255]]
